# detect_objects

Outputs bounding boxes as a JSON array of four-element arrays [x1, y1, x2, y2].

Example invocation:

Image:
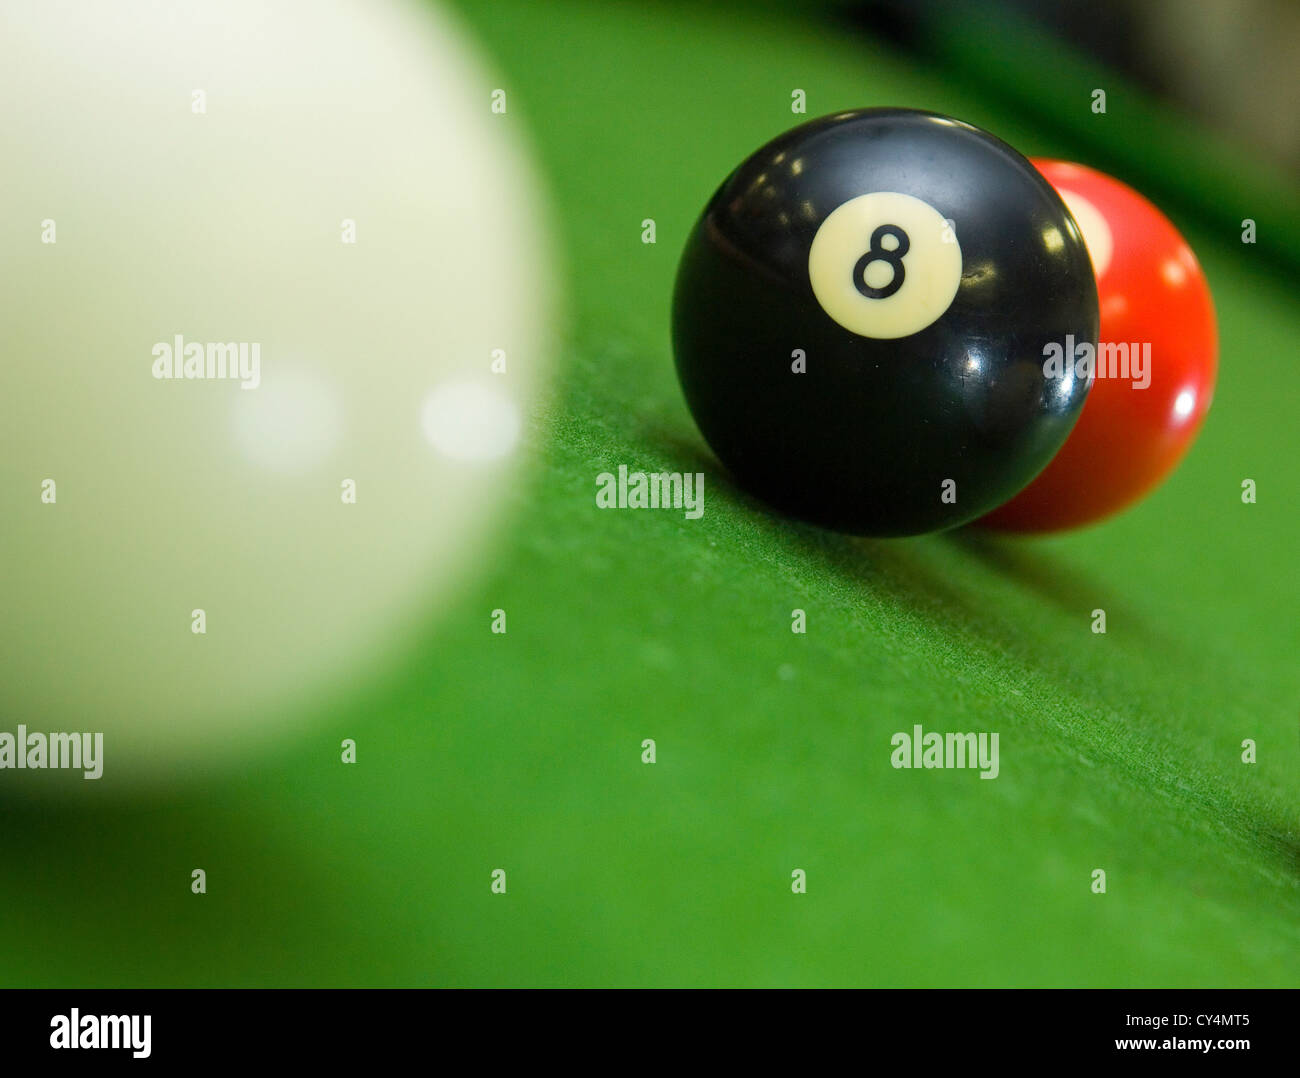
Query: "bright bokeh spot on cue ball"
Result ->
[[422, 381, 522, 462], [232, 367, 343, 476], [0, 0, 555, 789]]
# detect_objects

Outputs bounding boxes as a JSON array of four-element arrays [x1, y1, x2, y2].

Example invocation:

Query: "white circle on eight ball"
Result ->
[[807, 191, 963, 340]]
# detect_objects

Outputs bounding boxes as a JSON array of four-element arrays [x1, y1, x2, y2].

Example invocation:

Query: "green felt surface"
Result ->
[[4, 0, 1297, 987]]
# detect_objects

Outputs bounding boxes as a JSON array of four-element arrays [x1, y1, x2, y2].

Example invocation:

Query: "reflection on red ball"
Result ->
[[979, 160, 1218, 532]]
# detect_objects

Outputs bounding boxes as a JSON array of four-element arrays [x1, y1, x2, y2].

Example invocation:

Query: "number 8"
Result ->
[[853, 224, 910, 300]]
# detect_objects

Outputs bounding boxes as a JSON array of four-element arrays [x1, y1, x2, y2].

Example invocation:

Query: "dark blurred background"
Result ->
[[846, 0, 1300, 177]]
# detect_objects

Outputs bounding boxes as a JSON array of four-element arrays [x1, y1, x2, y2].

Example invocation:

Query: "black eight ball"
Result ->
[[672, 108, 1099, 536]]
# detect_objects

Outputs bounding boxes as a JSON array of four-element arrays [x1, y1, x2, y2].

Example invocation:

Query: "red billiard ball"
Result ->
[[979, 160, 1218, 532]]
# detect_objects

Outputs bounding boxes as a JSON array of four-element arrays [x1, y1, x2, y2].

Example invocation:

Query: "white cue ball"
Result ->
[[0, 0, 555, 786]]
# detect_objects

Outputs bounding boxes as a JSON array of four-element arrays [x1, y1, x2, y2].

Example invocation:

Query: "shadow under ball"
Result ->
[[672, 108, 1099, 536]]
